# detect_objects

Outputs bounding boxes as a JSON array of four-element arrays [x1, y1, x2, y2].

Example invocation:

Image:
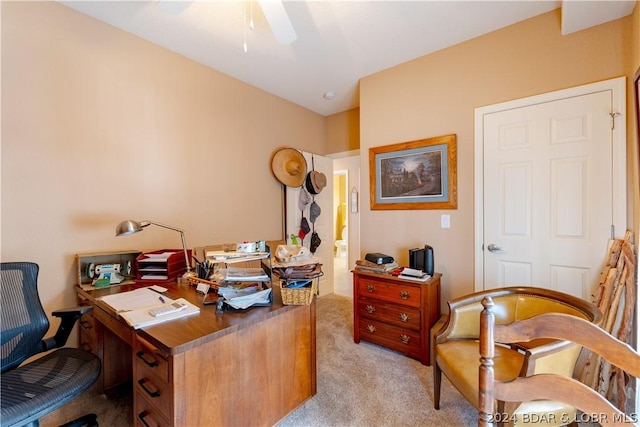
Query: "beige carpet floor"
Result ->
[[41, 293, 477, 426]]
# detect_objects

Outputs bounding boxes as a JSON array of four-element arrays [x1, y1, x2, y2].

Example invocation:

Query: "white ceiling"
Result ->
[[59, 1, 636, 117]]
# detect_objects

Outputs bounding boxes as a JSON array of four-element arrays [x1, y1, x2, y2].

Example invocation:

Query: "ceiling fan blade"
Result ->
[[257, 0, 297, 45], [157, 0, 193, 15]]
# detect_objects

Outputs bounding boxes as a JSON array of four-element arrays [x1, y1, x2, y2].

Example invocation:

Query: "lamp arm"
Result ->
[[142, 221, 182, 233], [179, 229, 192, 273], [144, 221, 192, 273]]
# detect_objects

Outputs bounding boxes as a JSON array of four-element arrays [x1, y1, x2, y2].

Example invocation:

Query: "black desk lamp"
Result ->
[[115, 220, 195, 279]]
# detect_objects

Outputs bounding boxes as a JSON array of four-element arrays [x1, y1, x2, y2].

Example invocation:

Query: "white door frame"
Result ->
[[474, 77, 627, 293]]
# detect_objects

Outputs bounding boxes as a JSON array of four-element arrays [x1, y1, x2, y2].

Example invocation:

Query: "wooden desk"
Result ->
[[352, 270, 441, 365], [76, 282, 316, 426]]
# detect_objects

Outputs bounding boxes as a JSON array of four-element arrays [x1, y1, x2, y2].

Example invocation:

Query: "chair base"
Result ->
[[60, 413, 98, 427]]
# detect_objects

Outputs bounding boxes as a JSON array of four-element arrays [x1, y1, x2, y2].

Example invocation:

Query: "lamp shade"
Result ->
[[115, 220, 145, 236]]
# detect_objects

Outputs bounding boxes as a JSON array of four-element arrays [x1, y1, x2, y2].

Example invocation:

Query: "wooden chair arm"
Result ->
[[495, 312, 640, 378], [494, 375, 637, 426]]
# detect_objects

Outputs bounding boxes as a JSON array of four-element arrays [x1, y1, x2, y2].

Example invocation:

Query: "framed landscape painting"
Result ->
[[369, 134, 457, 210]]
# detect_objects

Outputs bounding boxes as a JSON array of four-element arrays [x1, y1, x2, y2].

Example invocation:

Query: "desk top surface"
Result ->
[[77, 281, 312, 356]]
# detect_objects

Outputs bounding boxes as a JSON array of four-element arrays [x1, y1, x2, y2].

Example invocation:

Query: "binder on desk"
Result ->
[[119, 298, 199, 329], [97, 287, 199, 329]]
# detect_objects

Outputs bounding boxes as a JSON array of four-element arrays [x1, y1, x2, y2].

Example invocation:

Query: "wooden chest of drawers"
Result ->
[[353, 270, 441, 365]]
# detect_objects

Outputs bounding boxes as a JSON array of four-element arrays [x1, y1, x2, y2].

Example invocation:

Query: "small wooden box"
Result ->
[[76, 250, 141, 286]]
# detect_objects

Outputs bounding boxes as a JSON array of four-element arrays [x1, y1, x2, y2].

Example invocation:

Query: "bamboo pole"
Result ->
[[579, 231, 636, 412]]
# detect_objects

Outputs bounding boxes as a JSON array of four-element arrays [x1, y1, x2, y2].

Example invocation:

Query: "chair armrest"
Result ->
[[42, 306, 93, 351], [518, 339, 581, 378], [435, 295, 486, 343]]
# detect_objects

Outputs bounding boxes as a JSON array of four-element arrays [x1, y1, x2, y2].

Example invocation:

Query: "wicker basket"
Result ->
[[280, 279, 317, 305]]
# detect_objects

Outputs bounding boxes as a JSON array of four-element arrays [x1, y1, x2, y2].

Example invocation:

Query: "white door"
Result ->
[[475, 77, 626, 299], [285, 151, 334, 296]]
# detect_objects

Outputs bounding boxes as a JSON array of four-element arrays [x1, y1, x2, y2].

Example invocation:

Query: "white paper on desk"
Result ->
[[217, 285, 259, 299], [225, 288, 272, 310], [223, 267, 269, 281], [138, 252, 175, 262], [139, 266, 167, 272], [119, 298, 199, 329], [97, 287, 174, 312], [141, 274, 169, 280]]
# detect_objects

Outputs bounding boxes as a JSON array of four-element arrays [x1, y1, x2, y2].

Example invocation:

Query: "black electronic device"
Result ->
[[424, 245, 434, 276], [409, 247, 425, 271], [409, 245, 434, 276], [365, 252, 394, 265]]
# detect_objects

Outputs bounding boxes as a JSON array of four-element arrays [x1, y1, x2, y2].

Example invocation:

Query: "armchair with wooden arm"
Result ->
[[432, 286, 602, 426], [479, 296, 639, 426]]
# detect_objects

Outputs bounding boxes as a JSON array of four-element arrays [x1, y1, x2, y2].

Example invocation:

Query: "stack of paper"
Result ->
[[398, 267, 431, 282], [354, 259, 400, 274], [223, 267, 269, 282], [98, 287, 171, 312], [206, 251, 269, 263], [218, 286, 272, 309]]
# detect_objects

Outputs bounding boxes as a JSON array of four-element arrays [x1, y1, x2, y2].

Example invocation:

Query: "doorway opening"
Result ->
[[333, 169, 350, 295]]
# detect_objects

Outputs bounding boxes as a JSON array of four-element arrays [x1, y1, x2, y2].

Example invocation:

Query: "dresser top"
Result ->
[[352, 269, 441, 284]]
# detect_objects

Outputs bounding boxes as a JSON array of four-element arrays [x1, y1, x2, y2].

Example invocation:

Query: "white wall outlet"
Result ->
[[441, 214, 450, 229]]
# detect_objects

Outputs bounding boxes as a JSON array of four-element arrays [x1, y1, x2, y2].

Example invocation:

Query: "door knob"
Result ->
[[487, 244, 505, 253]]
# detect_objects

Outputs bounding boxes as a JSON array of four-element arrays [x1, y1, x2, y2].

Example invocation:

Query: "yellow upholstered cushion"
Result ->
[[436, 341, 524, 408]]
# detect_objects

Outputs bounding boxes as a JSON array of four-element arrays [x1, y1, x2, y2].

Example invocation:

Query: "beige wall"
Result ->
[[1, 2, 325, 317], [359, 9, 633, 305], [631, 2, 640, 255], [3, 2, 638, 327], [326, 107, 360, 154]]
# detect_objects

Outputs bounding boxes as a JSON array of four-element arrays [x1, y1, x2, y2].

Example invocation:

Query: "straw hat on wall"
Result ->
[[271, 148, 307, 187]]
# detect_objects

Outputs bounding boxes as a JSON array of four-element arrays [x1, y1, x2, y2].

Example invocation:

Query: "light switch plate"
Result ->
[[441, 214, 450, 229]]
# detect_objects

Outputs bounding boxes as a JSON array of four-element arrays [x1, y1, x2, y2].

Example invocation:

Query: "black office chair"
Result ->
[[1, 262, 102, 427]]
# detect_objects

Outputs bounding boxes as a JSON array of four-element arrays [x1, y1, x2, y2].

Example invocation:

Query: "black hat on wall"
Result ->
[[305, 170, 326, 195]]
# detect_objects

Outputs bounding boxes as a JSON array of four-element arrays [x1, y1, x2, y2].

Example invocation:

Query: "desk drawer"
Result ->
[[134, 337, 170, 383], [357, 298, 421, 330], [94, 305, 134, 345], [357, 278, 421, 308], [79, 326, 98, 354], [78, 312, 97, 353], [134, 375, 173, 422], [135, 392, 172, 427], [359, 318, 422, 357]]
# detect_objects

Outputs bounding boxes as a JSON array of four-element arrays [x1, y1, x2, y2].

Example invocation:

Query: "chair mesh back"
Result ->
[[1, 262, 50, 373]]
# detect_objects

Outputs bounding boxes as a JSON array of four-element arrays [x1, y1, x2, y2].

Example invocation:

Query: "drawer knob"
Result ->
[[399, 290, 410, 299], [138, 378, 161, 398], [365, 305, 376, 314], [400, 334, 411, 344], [136, 351, 158, 367], [365, 284, 375, 293], [80, 342, 92, 353], [366, 324, 377, 333], [399, 313, 410, 322], [79, 320, 93, 330]]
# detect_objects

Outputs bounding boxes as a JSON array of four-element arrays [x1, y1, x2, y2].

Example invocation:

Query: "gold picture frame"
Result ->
[[369, 134, 457, 210], [635, 67, 640, 179]]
